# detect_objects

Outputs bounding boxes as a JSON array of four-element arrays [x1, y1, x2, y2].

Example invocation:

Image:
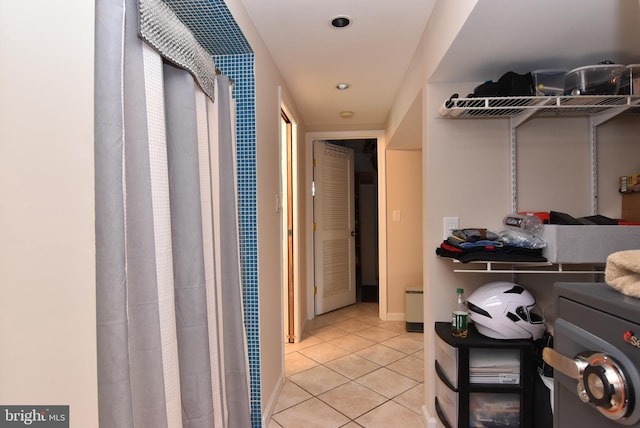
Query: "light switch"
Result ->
[[443, 216, 459, 240], [393, 210, 401, 222]]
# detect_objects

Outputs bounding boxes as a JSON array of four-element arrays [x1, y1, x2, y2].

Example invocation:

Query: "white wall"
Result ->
[[386, 150, 423, 317], [594, 116, 640, 219], [386, 4, 479, 419], [224, 0, 307, 421], [386, 1, 640, 423], [386, 0, 478, 144], [0, 0, 309, 425], [423, 85, 515, 417], [0, 1, 98, 426], [423, 81, 640, 419]]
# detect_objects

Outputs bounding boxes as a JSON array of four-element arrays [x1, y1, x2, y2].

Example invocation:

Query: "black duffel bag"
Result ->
[[470, 71, 535, 97]]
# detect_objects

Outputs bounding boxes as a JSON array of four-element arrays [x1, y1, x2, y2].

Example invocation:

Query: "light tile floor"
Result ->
[[269, 302, 425, 428]]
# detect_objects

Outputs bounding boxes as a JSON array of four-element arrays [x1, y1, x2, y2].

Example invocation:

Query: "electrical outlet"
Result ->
[[443, 217, 459, 241]]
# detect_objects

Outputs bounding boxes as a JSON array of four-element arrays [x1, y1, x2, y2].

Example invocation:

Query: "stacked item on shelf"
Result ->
[[531, 69, 566, 96], [438, 61, 640, 119], [436, 215, 548, 264], [467, 345, 536, 427], [545, 210, 619, 225], [620, 172, 640, 223], [437, 211, 640, 266], [525, 211, 640, 265], [531, 62, 640, 96], [563, 61, 625, 96], [436, 228, 547, 263], [471, 396, 520, 428], [469, 348, 520, 385], [434, 322, 537, 428], [619, 65, 640, 96]]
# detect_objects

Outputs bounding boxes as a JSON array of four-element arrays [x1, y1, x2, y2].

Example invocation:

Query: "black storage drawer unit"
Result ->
[[434, 322, 535, 428]]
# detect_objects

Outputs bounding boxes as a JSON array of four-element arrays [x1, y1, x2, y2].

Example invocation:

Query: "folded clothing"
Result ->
[[439, 225, 547, 263], [550, 210, 620, 225], [452, 228, 499, 242], [605, 250, 640, 298], [436, 242, 546, 263]]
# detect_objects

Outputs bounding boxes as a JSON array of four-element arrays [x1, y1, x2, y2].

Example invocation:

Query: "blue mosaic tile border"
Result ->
[[164, 0, 252, 55], [163, 0, 261, 426], [214, 53, 261, 427]]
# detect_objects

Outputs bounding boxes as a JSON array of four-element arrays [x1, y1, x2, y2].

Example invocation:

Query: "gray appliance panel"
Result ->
[[554, 282, 640, 427], [554, 282, 640, 324]]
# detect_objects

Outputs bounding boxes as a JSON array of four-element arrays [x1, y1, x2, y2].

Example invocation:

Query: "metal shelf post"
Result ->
[[440, 95, 640, 216]]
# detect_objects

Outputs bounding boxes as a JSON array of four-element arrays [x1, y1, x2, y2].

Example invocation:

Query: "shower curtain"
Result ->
[[94, 0, 250, 426]]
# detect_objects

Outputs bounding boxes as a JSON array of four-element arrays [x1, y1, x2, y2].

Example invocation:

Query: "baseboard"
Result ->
[[406, 321, 424, 333], [386, 312, 405, 322], [261, 373, 285, 426], [422, 405, 437, 428]]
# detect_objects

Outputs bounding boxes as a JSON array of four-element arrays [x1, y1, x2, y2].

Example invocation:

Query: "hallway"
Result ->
[[269, 302, 425, 427]]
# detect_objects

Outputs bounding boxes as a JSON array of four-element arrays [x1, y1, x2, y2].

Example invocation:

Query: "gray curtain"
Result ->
[[95, 0, 250, 427]]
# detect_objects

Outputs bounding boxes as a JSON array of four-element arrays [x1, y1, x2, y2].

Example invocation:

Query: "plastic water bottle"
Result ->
[[503, 213, 543, 236], [452, 288, 468, 338]]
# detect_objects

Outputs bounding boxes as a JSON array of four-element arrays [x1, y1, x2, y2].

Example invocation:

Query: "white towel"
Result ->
[[605, 250, 640, 298]]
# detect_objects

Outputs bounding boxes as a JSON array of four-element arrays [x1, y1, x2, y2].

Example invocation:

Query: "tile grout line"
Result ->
[[272, 302, 424, 427]]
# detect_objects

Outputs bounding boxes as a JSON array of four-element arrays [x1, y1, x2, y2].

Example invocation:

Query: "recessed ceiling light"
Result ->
[[330, 16, 352, 29], [340, 111, 354, 119], [336, 83, 350, 90]]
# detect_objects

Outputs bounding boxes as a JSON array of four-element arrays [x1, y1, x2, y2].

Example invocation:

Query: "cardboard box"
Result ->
[[622, 192, 640, 222], [619, 173, 640, 193], [541, 225, 640, 264]]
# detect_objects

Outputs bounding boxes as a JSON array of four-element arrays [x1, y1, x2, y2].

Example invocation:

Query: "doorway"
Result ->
[[281, 110, 295, 343], [326, 139, 379, 304], [304, 130, 388, 322], [280, 103, 304, 344]]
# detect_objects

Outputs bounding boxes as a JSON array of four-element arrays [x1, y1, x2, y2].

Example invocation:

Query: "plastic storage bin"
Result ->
[[436, 375, 459, 428], [532, 69, 566, 96], [434, 322, 534, 427], [436, 334, 459, 388], [470, 392, 521, 427], [540, 224, 640, 263], [564, 64, 625, 95], [469, 348, 521, 385], [618, 64, 640, 95]]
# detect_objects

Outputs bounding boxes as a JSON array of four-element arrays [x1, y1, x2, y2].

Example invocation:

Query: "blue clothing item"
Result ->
[[458, 240, 504, 249]]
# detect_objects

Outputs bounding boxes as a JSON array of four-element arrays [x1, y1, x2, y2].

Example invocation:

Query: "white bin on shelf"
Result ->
[[541, 225, 640, 264]]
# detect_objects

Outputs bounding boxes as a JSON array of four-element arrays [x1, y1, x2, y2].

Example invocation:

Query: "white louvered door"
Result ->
[[313, 141, 355, 315]]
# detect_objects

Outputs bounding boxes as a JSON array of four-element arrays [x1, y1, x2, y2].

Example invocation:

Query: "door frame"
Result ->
[[281, 109, 295, 342], [305, 130, 388, 321], [279, 89, 302, 344]]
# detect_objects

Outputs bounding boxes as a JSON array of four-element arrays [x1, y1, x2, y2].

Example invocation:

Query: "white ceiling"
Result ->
[[237, 0, 640, 134], [237, 0, 436, 131], [431, 0, 640, 84]]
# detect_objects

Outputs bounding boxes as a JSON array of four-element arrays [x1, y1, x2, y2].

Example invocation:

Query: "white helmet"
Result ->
[[466, 281, 545, 340]]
